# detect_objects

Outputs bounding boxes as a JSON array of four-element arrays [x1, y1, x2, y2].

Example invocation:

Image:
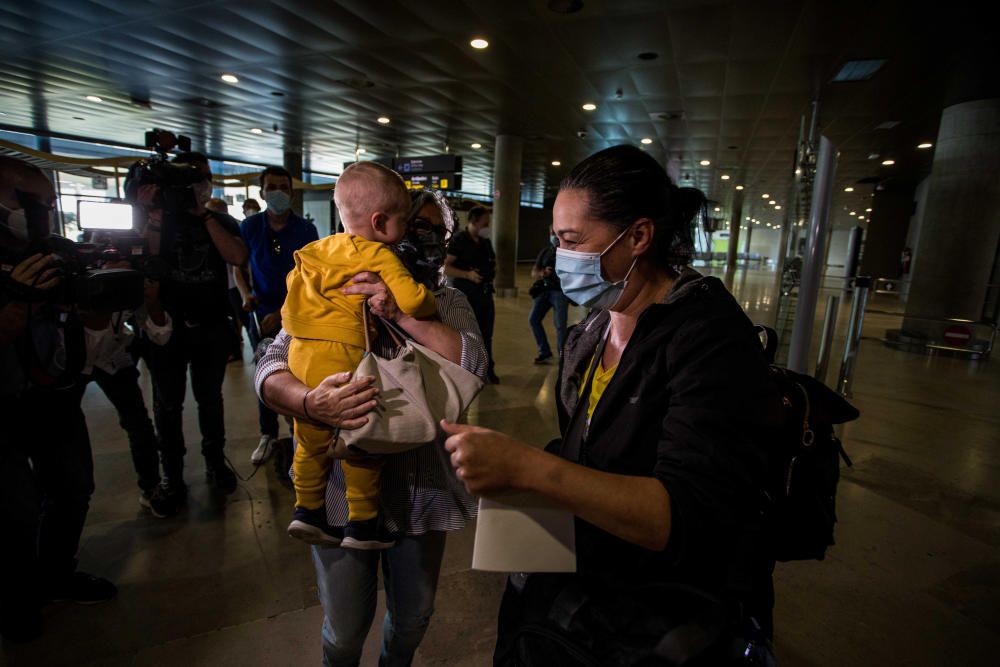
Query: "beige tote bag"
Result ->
[[340, 307, 484, 455]]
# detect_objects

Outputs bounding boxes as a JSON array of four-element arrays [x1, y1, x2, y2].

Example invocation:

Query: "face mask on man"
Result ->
[[193, 179, 213, 206], [476, 225, 491, 240], [554, 226, 638, 310], [265, 190, 291, 215], [0, 192, 53, 242]]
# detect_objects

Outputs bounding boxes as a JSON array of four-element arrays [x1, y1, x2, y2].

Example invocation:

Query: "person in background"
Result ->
[[528, 226, 568, 363], [242, 197, 261, 218], [255, 188, 487, 666], [233, 166, 318, 466], [445, 205, 499, 383]]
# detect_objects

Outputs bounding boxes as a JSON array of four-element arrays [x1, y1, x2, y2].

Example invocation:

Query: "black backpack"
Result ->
[[757, 326, 859, 561]]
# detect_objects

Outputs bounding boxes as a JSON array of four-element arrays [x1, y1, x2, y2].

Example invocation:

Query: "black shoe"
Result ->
[[46, 572, 117, 605], [139, 483, 182, 518], [342, 517, 396, 550], [287, 506, 343, 547], [533, 352, 553, 364], [206, 462, 238, 494]]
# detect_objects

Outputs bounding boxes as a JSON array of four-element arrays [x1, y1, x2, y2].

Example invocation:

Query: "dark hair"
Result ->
[[468, 206, 490, 223], [171, 151, 209, 167], [243, 197, 261, 210], [260, 165, 293, 190], [560, 145, 706, 268]]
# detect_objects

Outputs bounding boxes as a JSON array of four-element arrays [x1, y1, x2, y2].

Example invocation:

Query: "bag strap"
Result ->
[[361, 301, 408, 354]]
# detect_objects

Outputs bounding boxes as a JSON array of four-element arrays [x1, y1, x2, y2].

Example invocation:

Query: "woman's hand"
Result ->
[[304, 371, 379, 429], [440, 420, 535, 495], [342, 271, 400, 320]]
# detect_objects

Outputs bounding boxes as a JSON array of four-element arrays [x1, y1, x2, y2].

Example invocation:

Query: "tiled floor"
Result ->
[[3, 267, 999, 666]]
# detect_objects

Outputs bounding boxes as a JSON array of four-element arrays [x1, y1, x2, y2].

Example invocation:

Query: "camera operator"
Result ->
[[0, 156, 116, 643], [136, 152, 247, 500]]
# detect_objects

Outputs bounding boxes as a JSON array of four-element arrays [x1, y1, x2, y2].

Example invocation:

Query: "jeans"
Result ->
[[92, 367, 161, 491], [312, 531, 447, 667], [528, 290, 569, 357], [461, 286, 496, 374], [0, 385, 94, 621], [145, 318, 231, 481]]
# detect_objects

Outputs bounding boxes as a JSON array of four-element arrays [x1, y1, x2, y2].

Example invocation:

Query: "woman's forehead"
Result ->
[[418, 201, 445, 227]]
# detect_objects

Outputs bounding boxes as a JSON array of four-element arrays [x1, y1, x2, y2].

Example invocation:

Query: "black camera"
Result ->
[[124, 129, 204, 215]]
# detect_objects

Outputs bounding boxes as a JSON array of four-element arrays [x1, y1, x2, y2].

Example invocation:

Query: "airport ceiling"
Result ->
[[0, 0, 976, 228]]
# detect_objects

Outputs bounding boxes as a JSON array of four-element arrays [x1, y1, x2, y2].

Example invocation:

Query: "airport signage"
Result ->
[[403, 172, 462, 191], [393, 155, 462, 174]]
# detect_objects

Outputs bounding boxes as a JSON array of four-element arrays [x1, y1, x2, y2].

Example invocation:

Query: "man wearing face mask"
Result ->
[[140, 152, 247, 500], [445, 205, 499, 383], [528, 226, 570, 364], [0, 157, 117, 642], [234, 165, 318, 465]]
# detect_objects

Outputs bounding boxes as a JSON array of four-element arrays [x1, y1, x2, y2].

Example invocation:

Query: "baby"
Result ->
[[281, 161, 436, 549]]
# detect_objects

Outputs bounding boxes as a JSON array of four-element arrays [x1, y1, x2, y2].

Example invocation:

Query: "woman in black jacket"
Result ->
[[441, 145, 775, 664]]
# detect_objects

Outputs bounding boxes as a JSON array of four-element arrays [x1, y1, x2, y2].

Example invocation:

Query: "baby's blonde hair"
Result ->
[[333, 161, 408, 232]]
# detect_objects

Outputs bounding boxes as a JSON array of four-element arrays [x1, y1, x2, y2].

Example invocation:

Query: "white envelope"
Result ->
[[472, 491, 577, 573]]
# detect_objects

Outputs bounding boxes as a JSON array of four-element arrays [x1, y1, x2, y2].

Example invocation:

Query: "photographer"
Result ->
[[0, 157, 116, 643], [136, 151, 247, 501]]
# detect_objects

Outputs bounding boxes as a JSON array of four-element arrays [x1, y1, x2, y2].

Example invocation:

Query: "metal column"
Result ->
[[725, 188, 745, 282], [837, 277, 871, 397], [492, 134, 523, 296], [787, 135, 838, 373]]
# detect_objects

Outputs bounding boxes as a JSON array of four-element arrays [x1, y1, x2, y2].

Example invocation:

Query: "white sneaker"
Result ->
[[251, 435, 275, 466]]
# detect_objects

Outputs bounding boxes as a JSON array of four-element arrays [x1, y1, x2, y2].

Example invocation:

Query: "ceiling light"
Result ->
[[220, 73, 239, 84], [714, 207, 721, 212], [470, 37, 489, 49], [917, 142, 933, 149], [356, 148, 366, 154], [774, 205, 782, 209], [85, 95, 103, 103], [377, 116, 391, 124], [794, 168, 801, 175], [882, 159, 895, 165], [640, 138, 653, 145], [769, 200, 776, 205], [720, 174, 730, 180], [850, 211, 857, 216], [844, 187, 854, 192], [865, 207, 872, 212], [551, 160, 561, 166], [471, 143, 482, 149], [735, 185, 744, 190], [249, 128, 263, 134], [582, 102, 597, 111], [762, 193, 770, 198], [699, 159, 711, 166]]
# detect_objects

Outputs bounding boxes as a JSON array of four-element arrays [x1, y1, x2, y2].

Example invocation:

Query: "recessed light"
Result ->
[[249, 128, 263, 134], [714, 207, 721, 212], [769, 200, 776, 205], [762, 193, 770, 198], [699, 159, 711, 166], [551, 160, 561, 166], [471, 143, 482, 149], [221, 73, 239, 84], [774, 205, 782, 210], [917, 142, 933, 149], [735, 185, 744, 190], [640, 138, 653, 145], [720, 174, 730, 180], [581, 102, 597, 111], [470, 37, 489, 49], [850, 211, 857, 216], [865, 207, 872, 212], [377, 116, 391, 124], [85, 95, 103, 103], [794, 168, 801, 175], [882, 159, 895, 165], [844, 187, 854, 192], [356, 148, 366, 154]]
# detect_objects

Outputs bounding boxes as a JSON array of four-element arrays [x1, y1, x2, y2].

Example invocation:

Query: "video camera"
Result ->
[[123, 129, 204, 217]]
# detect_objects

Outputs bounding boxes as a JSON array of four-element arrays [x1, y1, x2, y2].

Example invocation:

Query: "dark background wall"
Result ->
[[518, 205, 553, 262], [861, 183, 917, 280]]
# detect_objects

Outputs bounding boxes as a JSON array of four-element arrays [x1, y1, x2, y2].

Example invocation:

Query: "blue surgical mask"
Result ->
[[555, 227, 637, 310], [265, 190, 291, 215]]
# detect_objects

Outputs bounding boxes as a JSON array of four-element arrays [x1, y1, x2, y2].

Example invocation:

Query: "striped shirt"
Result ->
[[253, 286, 488, 534]]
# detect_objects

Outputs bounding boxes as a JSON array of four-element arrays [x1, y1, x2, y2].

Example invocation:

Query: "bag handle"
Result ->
[[360, 301, 408, 354]]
